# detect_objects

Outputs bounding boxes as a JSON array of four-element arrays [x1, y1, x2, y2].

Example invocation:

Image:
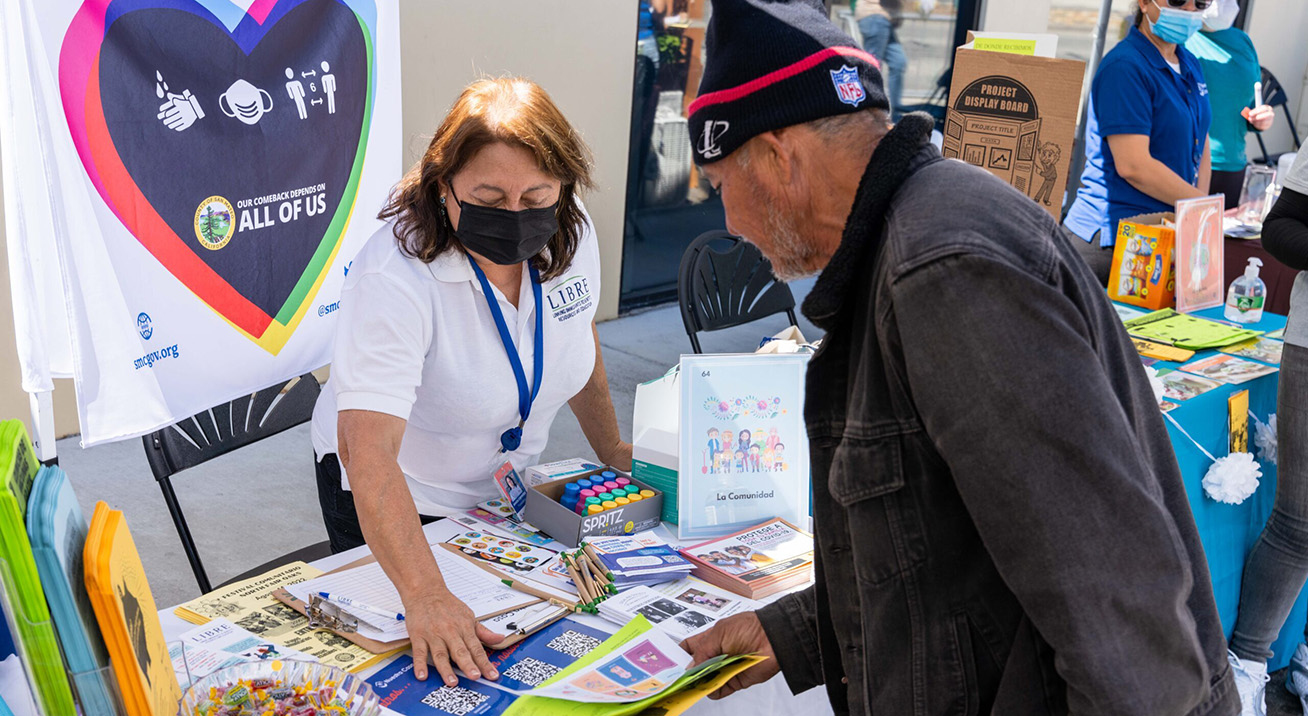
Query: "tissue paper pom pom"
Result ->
[[1146, 366, 1166, 406], [1202, 452, 1263, 505], [1255, 414, 1278, 466]]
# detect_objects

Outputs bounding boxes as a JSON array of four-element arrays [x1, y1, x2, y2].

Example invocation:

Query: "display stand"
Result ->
[[1, 556, 126, 714]]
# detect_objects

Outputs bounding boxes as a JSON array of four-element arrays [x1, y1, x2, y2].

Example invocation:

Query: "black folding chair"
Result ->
[[677, 231, 799, 354], [1255, 66, 1302, 167], [142, 373, 329, 594]]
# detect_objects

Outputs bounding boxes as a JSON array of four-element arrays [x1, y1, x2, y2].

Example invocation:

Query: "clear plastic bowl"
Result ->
[[177, 659, 381, 715]]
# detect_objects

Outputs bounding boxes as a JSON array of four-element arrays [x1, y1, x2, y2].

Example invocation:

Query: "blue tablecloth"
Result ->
[[1149, 307, 1297, 670]]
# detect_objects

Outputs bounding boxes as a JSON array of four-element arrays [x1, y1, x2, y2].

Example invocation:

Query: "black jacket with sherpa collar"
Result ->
[[756, 115, 1237, 716]]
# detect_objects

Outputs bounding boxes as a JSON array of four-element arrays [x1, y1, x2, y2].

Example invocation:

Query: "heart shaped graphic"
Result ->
[[60, 0, 377, 354]]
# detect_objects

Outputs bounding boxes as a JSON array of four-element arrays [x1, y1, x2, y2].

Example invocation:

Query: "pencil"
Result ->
[[578, 549, 615, 594], [578, 555, 604, 605], [582, 543, 604, 572], [563, 554, 594, 603]]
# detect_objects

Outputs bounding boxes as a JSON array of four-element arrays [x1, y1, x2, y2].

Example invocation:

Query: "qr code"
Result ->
[[420, 686, 488, 716], [546, 630, 601, 659], [502, 657, 562, 687]]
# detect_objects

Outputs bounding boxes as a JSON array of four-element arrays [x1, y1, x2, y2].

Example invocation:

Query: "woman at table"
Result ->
[[1225, 149, 1308, 712], [1062, 0, 1213, 284], [1185, 0, 1276, 208], [308, 77, 632, 687]]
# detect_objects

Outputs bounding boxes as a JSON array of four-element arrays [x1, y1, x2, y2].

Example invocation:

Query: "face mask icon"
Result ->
[[219, 79, 274, 125]]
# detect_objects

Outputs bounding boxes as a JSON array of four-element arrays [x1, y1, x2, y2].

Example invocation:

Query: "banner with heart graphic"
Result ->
[[0, 0, 400, 445]]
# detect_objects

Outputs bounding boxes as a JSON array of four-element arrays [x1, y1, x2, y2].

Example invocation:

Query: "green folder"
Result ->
[[1124, 308, 1263, 350], [0, 420, 74, 714]]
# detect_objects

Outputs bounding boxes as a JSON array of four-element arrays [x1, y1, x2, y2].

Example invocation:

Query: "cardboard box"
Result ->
[[524, 458, 603, 488], [1109, 212, 1177, 310], [941, 34, 1086, 219], [524, 470, 664, 548]]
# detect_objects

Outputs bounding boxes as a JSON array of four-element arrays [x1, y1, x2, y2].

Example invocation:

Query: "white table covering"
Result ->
[[158, 519, 834, 716]]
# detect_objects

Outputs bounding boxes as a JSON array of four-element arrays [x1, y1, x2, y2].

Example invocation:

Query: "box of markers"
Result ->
[[524, 466, 664, 547]]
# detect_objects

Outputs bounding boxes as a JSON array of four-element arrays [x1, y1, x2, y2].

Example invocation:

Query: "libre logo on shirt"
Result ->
[[547, 274, 593, 322]]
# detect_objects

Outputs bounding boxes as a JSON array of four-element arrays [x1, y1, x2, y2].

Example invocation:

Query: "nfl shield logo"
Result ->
[[830, 65, 866, 107]]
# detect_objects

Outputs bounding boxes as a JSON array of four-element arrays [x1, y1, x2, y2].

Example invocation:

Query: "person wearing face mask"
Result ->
[[1185, 0, 1276, 209], [307, 77, 630, 688], [1063, 0, 1214, 284]]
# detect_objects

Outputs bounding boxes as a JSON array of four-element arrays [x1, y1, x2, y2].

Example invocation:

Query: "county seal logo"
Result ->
[[193, 195, 235, 250]]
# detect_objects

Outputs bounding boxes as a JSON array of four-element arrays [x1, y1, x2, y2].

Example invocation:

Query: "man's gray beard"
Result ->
[[763, 200, 820, 282]]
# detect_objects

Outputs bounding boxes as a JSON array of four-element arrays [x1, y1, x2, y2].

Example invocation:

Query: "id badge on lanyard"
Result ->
[[468, 253, 543, 521]]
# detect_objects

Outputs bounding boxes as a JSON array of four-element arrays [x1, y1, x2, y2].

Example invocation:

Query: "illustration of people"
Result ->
[[721, 430, 733, 453], [707, 428, 722, 466], [773, 443, 787, 472], [1033, 141, 1061, 207], [285, 67, 307, 119], [711, 450, 724, 475], [767, 427, 781, 451], [320, 60, 337, 114], [726, 544, 773, 566], [737, 429, 752, 454], [748, 444, 761, 472], [708, 550, 750, 574], [733, 449, 746, 473], [762, 447, 775, 472]]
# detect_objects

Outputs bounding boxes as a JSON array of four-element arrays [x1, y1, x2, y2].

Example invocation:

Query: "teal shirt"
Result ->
[[1186, 28, 1261, 172]]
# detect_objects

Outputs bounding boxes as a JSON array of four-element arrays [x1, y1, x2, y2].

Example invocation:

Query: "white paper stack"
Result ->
[[596, 579, 757, 640]]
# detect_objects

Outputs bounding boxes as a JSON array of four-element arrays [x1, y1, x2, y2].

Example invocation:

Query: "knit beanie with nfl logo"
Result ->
[[687, 0, 888, 165]]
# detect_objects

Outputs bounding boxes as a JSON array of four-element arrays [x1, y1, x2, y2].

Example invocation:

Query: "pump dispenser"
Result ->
[[1224, 257, 1267, 323]]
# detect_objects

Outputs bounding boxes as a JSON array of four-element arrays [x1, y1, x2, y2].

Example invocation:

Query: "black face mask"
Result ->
[[448, 184, 560, 265]]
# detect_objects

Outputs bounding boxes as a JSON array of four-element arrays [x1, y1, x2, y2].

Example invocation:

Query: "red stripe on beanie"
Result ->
[[688, 46, 882, 117]]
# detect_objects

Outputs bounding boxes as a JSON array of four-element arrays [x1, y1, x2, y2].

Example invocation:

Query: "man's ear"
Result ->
[[753, 130, 797, 188]]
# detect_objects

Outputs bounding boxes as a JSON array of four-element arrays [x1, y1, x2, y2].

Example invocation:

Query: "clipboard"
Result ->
[[272, 551, 547, 655]]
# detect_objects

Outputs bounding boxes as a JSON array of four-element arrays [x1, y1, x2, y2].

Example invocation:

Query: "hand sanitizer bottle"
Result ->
[[1224, 257, 1267, 323]]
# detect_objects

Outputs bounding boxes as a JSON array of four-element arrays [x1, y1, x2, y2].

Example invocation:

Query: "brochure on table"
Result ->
[[169, 618, 311, 688], [678, 354, 811, 540], [1175, 194, 1226, 313], [366, 614, 766, 716]]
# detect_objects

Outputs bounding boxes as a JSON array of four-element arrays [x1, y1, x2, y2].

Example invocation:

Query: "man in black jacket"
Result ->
[[679, 1, 1238, 714]]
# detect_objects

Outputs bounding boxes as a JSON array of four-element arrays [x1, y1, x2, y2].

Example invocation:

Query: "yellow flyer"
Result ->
[[1230, 390, 1250, 454], [173, 560, 382, 672]]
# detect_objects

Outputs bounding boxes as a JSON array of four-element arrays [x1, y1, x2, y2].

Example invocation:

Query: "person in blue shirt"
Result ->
[[1186, 0, 1275, 208], [1063, 0, 1214, 284]]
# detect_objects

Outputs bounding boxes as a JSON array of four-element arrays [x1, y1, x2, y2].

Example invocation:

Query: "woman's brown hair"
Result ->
[[378, 77, 595, 281]]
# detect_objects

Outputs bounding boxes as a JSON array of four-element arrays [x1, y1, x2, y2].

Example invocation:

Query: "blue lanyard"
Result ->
[[467, 254, 544, 453]]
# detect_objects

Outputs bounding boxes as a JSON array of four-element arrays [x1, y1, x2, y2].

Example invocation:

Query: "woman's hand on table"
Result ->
[[680, 612, 779, 699], [1244, 105, 1276, 132], [405, 587, 504, 685]]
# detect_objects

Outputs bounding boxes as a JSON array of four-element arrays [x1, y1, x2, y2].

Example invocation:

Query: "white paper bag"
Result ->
[[633, 366, 681, 524], [756, 325, 810, 354]]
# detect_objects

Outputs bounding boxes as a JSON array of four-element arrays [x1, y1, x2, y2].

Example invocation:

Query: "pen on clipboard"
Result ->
[[318, 592, 405, 622]]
